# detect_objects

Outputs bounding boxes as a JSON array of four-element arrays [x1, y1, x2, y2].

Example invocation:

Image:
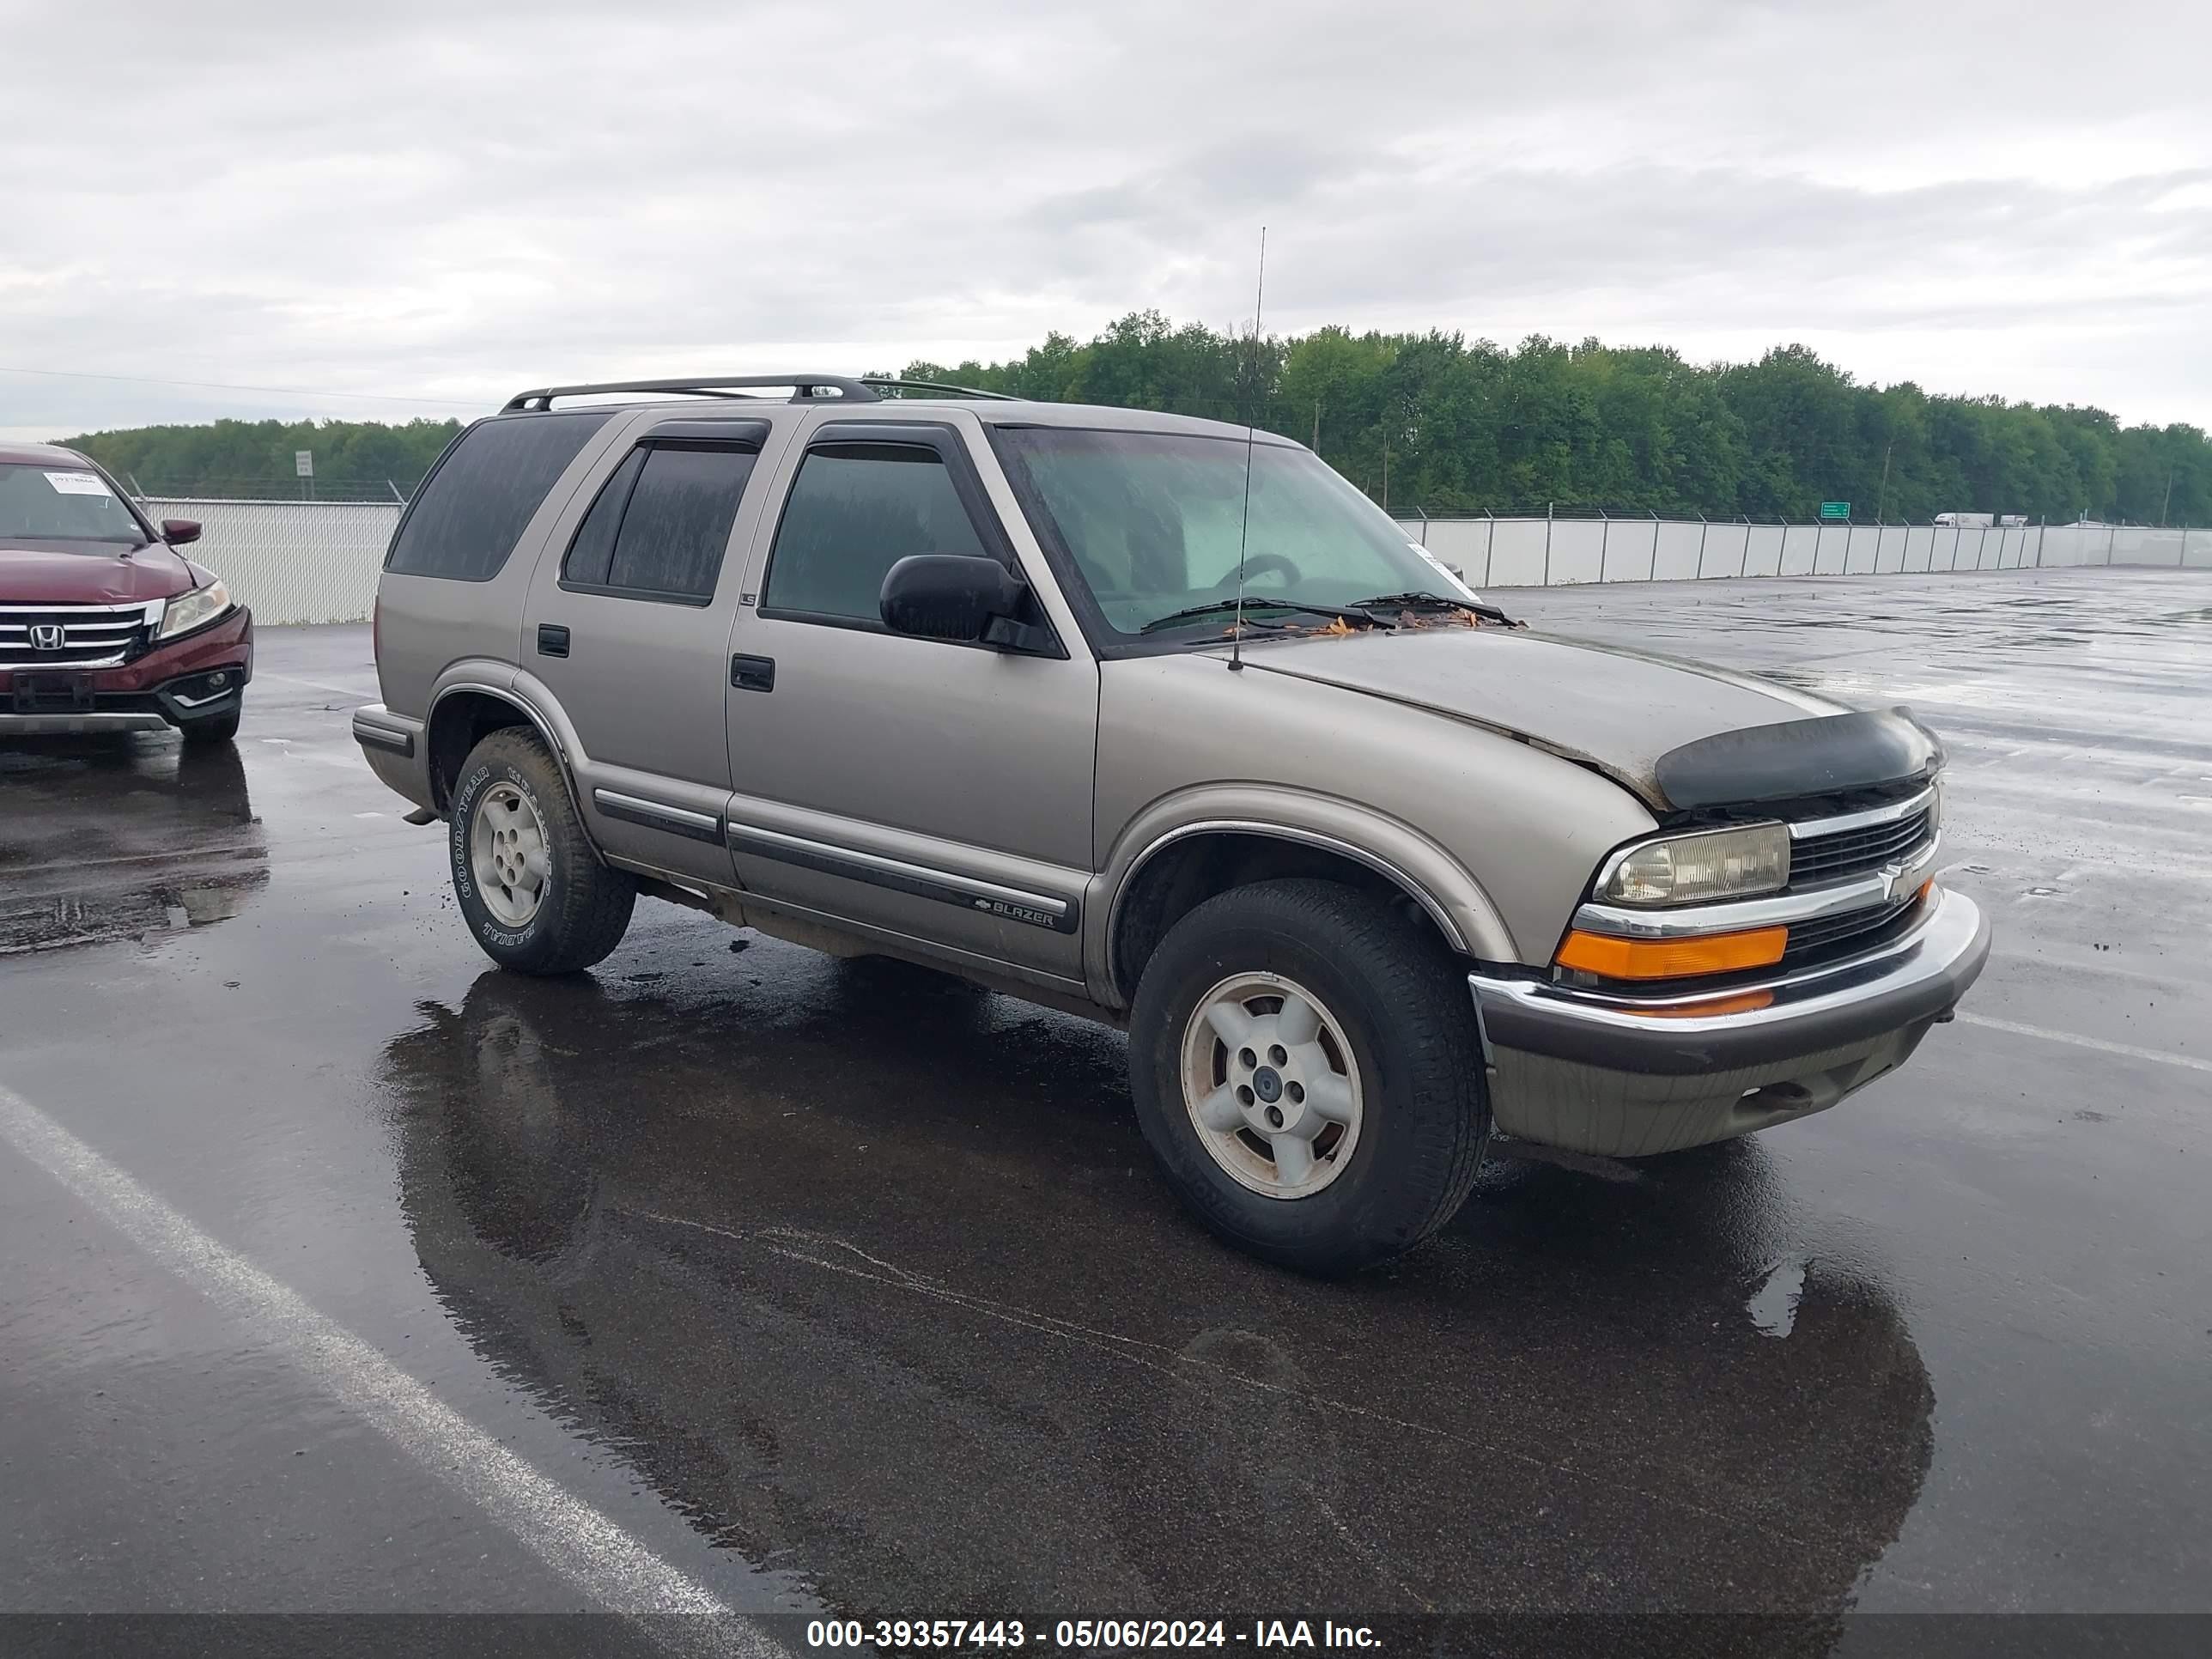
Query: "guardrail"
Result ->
[[137, 498, 2203, 628], [1389, 513, 2207, 587]]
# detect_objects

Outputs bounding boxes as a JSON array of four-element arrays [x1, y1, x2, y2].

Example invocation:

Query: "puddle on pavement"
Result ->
[[371, 964, 1936, 1621], [1, 869, 269, 955], [0, 735, 268, 954]]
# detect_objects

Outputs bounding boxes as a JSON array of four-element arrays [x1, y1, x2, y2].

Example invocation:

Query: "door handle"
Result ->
[[537, 623, 570, 658], [731, 654, 775, 693]]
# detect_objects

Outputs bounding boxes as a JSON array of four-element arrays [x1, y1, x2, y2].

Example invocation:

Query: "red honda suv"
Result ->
[[1, 441, 252, 745]]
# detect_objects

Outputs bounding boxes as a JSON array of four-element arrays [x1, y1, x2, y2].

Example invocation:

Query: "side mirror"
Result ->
[[880, 554, 1043, 649], [161, 519, 202, 547]]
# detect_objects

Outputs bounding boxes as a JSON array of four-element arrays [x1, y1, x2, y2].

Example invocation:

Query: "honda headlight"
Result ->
[[157, 579, 233, 640], [1603, 823, 1790, 906]]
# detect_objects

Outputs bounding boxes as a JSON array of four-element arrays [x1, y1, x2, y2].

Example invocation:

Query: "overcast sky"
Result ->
[[4, 0, 2208, 442]]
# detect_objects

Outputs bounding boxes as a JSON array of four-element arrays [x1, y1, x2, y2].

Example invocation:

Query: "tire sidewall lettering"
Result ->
[[452, 758, 546, 949]]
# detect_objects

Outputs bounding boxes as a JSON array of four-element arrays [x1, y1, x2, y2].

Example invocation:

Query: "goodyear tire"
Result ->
[[1129, 878, 1490, 1273], [449, 727, 635, 975]]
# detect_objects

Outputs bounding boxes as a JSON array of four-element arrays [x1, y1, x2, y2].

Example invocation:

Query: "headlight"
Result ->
[[157, 579, 233, 640], [1603, 823, 1790, 906]]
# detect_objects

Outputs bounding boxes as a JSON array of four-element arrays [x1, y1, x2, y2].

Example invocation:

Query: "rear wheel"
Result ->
[[1128, 878, 1490, 1273], [450, 727, 634, 975]]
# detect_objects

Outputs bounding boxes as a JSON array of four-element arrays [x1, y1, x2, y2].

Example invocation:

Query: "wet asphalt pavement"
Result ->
[[0, 567, 2206, 1651]]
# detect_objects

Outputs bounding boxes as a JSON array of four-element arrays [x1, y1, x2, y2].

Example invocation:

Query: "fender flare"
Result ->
[[1091, 787, 1519, 1004], [425, 665, 585, 813]]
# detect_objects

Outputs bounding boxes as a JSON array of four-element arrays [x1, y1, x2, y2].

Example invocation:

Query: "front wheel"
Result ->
[[1128, 878, 1490, 1273], [449, 727, 635, 975], [179, 705, 242, 747]]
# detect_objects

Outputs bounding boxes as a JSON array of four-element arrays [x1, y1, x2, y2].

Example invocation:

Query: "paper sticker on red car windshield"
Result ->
[[44, 471, 114, 497]]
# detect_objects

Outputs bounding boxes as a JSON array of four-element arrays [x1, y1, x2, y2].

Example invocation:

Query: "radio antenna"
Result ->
[[1230, 225, 1266, 672]]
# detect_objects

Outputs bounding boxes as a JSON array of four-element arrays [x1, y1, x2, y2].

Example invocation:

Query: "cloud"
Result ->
[[3, 0, 2208, 438]]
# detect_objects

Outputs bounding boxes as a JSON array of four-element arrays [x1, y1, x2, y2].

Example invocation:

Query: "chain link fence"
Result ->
[[147, 498, 402, 625]]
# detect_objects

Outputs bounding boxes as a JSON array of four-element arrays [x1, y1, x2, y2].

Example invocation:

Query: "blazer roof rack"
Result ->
[[858, 377, 1019, 402], [502, 375, 883, 412], [502, 374, 1025, 413]]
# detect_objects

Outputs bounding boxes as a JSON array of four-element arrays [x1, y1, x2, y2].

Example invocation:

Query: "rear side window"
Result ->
[[561, 443, 757, 604], [386, 412, 610, 581], [763, 444, 990, 623]]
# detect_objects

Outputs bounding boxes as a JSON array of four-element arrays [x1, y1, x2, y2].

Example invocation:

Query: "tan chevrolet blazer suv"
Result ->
[[354, 374, 1990, 1272]]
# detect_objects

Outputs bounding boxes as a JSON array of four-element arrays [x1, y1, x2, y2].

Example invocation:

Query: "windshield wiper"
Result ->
[[1137, 598, 1394, 635], [1347, 590, 1518, 626]]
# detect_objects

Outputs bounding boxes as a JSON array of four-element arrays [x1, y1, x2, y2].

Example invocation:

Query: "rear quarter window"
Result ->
[[386, 411, 611, 581]]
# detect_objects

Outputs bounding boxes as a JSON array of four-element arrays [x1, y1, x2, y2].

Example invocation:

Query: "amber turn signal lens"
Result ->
[[1628, 989, 1777, 1018], [1555, 926, 1789, 980]]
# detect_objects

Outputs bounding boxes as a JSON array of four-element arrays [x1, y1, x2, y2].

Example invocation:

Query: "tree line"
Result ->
[[896, 313, 2209, 526], [60, 416, 462, 501], [58, 319, 2209, 524]]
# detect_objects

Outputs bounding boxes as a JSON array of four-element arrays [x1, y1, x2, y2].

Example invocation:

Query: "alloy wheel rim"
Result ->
[[469, 782, 550, 927], [1179, 970, 1364, 1200]]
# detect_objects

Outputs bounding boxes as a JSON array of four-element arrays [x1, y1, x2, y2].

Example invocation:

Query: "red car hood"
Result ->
[[0, 541, 196, 604]]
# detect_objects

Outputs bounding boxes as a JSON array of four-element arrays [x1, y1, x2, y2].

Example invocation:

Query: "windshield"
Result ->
[[0, 463, 148, 547], [995, 428, 1461, 639]]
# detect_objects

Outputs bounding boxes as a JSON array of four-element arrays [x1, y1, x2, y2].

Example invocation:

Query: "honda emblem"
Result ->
[[29, 624, 64, 651]]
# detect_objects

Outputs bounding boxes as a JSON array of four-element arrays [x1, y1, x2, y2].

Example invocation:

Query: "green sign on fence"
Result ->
[[1819, 501, 1850, 520]]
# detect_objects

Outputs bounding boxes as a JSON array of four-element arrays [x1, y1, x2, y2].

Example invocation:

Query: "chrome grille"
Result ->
[[1790, 805, 1934, 888], [1780, 890, 1922, 964], [0, 601, 159, 668]]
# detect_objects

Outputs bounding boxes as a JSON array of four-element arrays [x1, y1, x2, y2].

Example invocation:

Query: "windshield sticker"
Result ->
[[1407, 543, 1481, 600], [45, 471, 116, 498]]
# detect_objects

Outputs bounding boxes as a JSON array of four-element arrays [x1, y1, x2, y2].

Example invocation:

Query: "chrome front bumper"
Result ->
[[1466, 888, 1990, 1155]]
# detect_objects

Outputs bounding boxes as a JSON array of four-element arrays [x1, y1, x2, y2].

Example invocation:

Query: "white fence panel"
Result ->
[[1393, 516, 2206, 589], [1547, 521, 1606, 585], [2109, 526, 2195, 566], [1771, 525, 1816, 577], [1590, 518, 1662, 583], [1650, 521, 1705, 582], [1412, 519, 1492, 583], [1714, 526, 1755, 576], [1833, 525, 1882, 574], [1487, 519, 1553, 587]]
